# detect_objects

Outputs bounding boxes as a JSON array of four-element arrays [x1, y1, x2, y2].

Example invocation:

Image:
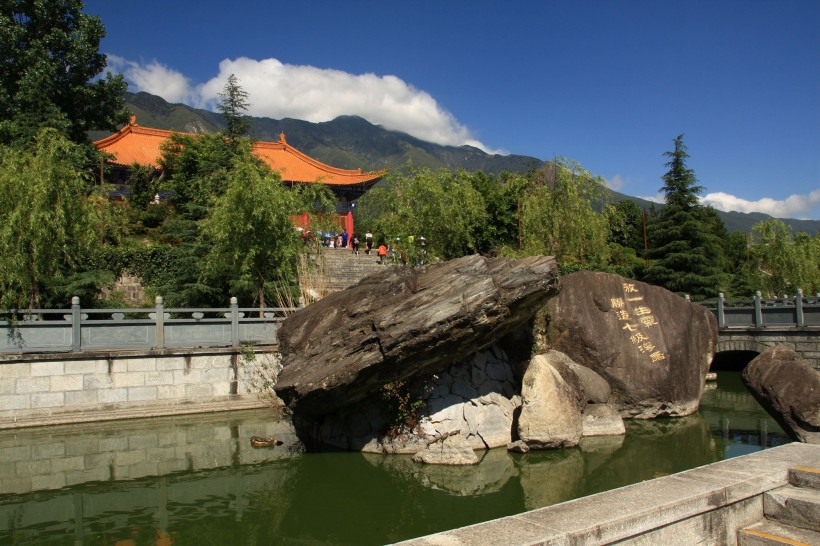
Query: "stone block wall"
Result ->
[[0, 348, 281, 429]]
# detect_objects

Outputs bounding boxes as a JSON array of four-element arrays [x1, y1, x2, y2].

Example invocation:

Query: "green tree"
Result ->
[[217, 73, 251, 143], [745, 220, 820, 297], [468, 170, 525, 254], [0, 0, 128, 145], [516, 158, 610, 266], [644, 135, 727, 298], [0, 128, 105, 308], [159, 132, 240, 217], [357, 166, 487, 262], [200, 152, 334, 310], [605, 200, 645, 253]]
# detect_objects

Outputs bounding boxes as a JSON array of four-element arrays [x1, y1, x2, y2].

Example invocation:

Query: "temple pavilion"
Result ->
[[93, 118, 385, 236]]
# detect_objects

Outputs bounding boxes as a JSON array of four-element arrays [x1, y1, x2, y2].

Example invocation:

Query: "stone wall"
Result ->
[[0, 347, 282, 429], [97, 273, 147, 306], [717, 329, 820, 370]]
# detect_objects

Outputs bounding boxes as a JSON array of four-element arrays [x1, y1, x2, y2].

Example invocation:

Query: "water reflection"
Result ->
[[0, 372, 790, 545]]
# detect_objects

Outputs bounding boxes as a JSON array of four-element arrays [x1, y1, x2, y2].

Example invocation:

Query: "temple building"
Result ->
[[93, 118, 385, 236]]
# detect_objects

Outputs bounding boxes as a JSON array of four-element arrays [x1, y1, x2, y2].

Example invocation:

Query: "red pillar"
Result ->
[[346, 212, 354, 244]]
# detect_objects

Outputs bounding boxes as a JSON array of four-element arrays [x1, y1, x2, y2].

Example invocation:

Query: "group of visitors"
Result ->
[[299, 226, 394, 265]]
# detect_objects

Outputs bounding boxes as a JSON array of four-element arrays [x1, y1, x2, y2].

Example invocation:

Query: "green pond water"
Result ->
[[0, 372, 789, 545]]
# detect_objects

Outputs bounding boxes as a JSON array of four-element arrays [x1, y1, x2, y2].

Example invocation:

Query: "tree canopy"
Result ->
[[357, 166, 488, 262], [0, 0, 128, 145], [516, 159, 610, 267]]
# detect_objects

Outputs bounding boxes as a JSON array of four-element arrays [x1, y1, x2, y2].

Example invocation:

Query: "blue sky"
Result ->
[[86, 1, 819, 219]]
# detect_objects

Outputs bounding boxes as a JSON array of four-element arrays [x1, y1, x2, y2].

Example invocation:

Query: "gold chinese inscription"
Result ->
[[613, 282, 665, 363]]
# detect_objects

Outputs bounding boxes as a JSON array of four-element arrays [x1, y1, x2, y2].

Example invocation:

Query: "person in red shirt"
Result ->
[[377, 243, 388, 264]]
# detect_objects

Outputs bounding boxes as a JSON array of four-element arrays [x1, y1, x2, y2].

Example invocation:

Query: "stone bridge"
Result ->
[[704, 291, 820, 370]]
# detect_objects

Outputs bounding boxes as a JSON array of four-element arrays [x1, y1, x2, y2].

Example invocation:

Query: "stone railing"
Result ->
[[699, 290, 820, 328], [0, 297, 299, 354]]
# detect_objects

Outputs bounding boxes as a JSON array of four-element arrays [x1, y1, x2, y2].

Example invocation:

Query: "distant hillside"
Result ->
[[114, 91, 819, 236]]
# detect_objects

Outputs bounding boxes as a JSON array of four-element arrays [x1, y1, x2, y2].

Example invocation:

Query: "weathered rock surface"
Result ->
[[582, 403, 626, 436], [742, 346, 820, 444], [517, 351, 584, 449], [411, 432, 479, 465], [539, 271, 718, 418], [297, 345, 522, 452], [275, 254, 559, 415]]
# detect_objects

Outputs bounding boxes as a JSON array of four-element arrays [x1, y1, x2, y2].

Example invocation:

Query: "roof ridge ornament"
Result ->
[[129, 115, 137, 126], [279, 132, 286, 144]]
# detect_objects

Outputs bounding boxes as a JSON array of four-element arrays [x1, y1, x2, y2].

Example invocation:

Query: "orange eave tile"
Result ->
[[93, 124, 386, 186]]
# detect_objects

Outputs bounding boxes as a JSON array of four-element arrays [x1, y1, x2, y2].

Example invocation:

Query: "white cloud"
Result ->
[[605, 175, 626, 191], [108, 55, 193, 104], [110, 56, 503, 154], [700, 189, 820, 219], [638, 192, 666, 204]]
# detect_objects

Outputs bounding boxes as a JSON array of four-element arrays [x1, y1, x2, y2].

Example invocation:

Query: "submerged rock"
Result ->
[[582, 404, 626, 436], [412, 432, 479, 465], [742, 346, 820, 444], [539, 271, 717, 418], [275, 254, 559, 416]]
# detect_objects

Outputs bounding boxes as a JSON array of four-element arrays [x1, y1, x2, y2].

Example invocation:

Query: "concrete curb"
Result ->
[[396, 443, 820, 545]]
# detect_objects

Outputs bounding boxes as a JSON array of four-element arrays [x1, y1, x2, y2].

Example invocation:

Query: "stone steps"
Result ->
[[739, 466, 820, 545], [315, 247, 393, 292]]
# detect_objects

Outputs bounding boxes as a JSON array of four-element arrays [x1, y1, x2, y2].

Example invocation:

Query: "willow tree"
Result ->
[[357, 166, 488, 262], [199, 151, 335, 310], [517, 158, 610, 266], [0, 128, 105, 309], [745, 220, 820, 297]]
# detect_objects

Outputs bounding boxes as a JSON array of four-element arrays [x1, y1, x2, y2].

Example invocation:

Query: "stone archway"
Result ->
[[712, 340, 770, 372], [715, 339, 770, 355]]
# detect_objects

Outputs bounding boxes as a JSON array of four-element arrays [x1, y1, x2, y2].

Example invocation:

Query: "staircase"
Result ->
[[739, 467, 820, 545], [318, 246, 392, 292]]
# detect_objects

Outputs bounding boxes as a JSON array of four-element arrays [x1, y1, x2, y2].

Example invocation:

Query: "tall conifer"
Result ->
[[644, 135, 727, 298]]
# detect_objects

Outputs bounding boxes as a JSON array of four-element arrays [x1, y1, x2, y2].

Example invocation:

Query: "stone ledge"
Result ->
[[0, 344, 279, 364], [0, 395, 273, 430], [397, 443, 820, 545]]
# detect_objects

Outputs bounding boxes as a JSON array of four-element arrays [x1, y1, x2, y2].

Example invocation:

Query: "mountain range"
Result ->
[[107, 92, 819, 236]]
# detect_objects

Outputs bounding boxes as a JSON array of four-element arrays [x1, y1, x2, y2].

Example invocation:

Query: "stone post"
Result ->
[[796, 288, 805, 327], [754, 291, 763, 327], [230, 297, 239, 347], [71, 296, 81, 352], [155, 296, 165, 349], [717, 293, 726, 328]]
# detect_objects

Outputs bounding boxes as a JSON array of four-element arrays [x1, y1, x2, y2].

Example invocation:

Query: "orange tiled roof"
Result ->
[[93, 122, 385, 186]]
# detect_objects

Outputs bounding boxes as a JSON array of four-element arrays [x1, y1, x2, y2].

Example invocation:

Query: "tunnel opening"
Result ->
[[710, 350, 760, 372]]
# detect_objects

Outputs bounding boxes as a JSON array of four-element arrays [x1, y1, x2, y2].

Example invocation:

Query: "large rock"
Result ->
[[295, 345, 523, 452], [742, 346, 820, 444], [275, 254, 559, 415], [517, 351, 584, 448], [539, 271, 718, 418]]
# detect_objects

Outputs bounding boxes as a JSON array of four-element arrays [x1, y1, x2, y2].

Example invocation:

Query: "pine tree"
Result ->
[[216, 74, 251, 143], [644, 135, 727, 299]]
